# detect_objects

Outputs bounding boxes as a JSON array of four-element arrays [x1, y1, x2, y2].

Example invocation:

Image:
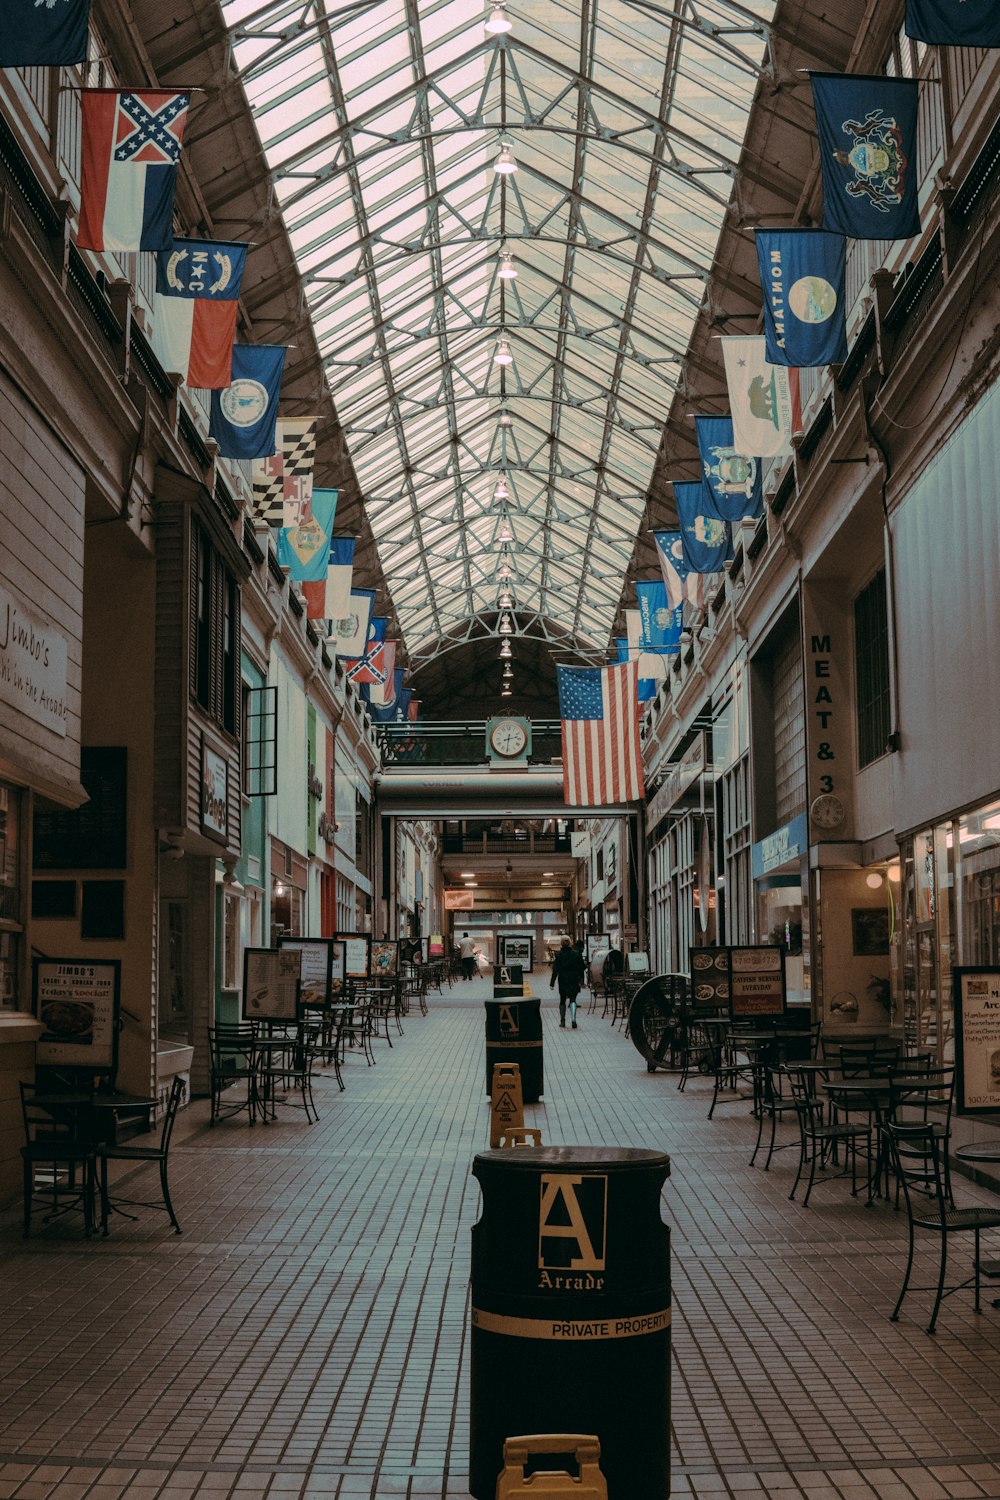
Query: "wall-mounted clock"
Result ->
[[486, 715, 532, 763], [810, 793, 846, 830]]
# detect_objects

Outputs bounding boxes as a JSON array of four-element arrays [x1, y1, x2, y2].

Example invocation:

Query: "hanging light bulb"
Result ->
[[498, 614, 513, 636], [497, 561, 513, 581], [497, 517, 513, 543], [485, 1, 513, 35], [493, 473, 509, 501], [502, 664, 513, 680], [499, 641, 512, 659], [498, 590, 513, 609], [494, 338, 513, 366], [496, 405, 512, 428], [501, 686, 513, 698], [494, 142, 518, 175], [498, 249, 518, 280]]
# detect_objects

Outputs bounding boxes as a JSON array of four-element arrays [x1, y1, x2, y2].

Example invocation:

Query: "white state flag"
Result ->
[[720, 336, 802, 459]]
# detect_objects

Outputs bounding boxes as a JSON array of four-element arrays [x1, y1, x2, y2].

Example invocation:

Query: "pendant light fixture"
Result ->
[[493, 473, 509, 502], [498, 248, 517, 280], [498, 641, 512, 659], [493, 142, 518, 176], [494, 338, 513, 367], [485, 1, 513, 35], [498, 614, 513, 636]]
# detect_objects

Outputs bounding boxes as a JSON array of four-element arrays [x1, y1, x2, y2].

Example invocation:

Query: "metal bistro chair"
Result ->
[[20, 1082, 97, 1238], [253, 1024, 320, 1124], [208, 1022, 257, 1125], [886, 1122, 1000, 1334], [98, 1075, 185, 1235], [888, 1066, 957, 1208], [783, 1064, 871, 1207]]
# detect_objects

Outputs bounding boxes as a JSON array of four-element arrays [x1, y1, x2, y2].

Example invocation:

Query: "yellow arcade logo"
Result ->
[[499, 1004, 519, 1037], [538, 1173, 607, 1271]]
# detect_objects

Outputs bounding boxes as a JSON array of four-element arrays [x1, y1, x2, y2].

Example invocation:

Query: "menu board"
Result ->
[[501, 935, 533, 971], [337, 933, 370, 979], [370, 940, 397, 978], [729, 945, 786, 1018], [33, 957, 120, 1070], [242, 947, 301, 1022], [689, 947, 731, 1009], [953, 967, 1000, 1115], [278, 937, 338, 1009]]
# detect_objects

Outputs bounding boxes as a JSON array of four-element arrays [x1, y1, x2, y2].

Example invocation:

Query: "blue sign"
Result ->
[[751, 814, 809, 880]]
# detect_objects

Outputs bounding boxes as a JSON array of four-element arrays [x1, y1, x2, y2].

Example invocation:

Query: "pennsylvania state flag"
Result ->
[[755, 229, 848, 369], [0, 0, 90, 65], [905, 0, 1000, 45], [811, 74, 920, 241]]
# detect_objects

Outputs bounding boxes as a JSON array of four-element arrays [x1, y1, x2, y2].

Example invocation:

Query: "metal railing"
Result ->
[[377, 722, 563, 767]]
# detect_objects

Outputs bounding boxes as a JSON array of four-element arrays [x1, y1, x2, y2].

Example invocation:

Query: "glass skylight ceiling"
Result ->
[[223, 0, 774, 663]]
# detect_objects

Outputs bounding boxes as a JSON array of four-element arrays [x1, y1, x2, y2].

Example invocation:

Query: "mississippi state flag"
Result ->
[[78, 90, 189, 253], [154, 239, 247, 389], [558, 660, 645, 807]]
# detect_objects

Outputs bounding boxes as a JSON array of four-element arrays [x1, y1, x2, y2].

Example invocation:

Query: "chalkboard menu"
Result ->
[[33, 747, 127, 870], [953, 967, 1000, 1115]]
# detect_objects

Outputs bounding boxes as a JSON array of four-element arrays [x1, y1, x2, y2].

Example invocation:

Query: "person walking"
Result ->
[[550, 936, 586, 1028], [459, 932, 477, 981]]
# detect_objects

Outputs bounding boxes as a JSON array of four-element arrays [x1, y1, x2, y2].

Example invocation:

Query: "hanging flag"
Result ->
[[0, 0, 90, 65], [276, 488, 338, 582], [368, 669, 406, 723], [695, 416, 763, 523], [251, 417, 318, 525], [557, 661, 645, 807], [720, 337, 802, 458], [625, 609, 643, 659], [811, 74, 920, 241], [209, 345, 287, 460], [653, 530, 709, 614], [674, 482, 732, 573], [370, 641, 398, 706], [616, 638, 629, 664], [345, 618, 389, 687], [406, 694, 419, 722], [331, 588, 374, 658], [301, 536, 354, 622], [635, 581, 684, 654], [905, 0, 1000, 45], [78, 90, 189, 252], [755, 229, 848, 369], [153, 238, 247, 390]]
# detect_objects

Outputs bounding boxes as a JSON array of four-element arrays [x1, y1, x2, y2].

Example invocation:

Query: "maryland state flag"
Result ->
[[811, 74, 920, 241], [905, 0, 1000, 45], [0, 0, 90, 64]]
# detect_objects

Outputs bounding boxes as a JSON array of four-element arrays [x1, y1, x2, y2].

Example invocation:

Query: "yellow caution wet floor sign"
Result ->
[[490, 1062, 525, 1147], [496, 1435, 607, 1500]]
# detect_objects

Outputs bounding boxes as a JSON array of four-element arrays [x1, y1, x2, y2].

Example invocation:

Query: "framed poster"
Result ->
[[242, 946, 301, 1022], [337, 933, 370, 979], [851, 908, 890, 957], [399, 936, 422, 966], [428, 933, 444, 958], [729, 945, 786, 1019], [33, 957, 120, 1072], [953, 967, 1000, 1115], [278, 937, 338, 1008], [201, 738, 229, 843], [370, 939, 397, 979], [500, 934, 533, 972], [689, 946, 732, 1009], [626, 950, 650, 975]]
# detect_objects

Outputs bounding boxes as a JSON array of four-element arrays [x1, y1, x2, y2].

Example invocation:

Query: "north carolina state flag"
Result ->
[[153, 238, 247, 389]]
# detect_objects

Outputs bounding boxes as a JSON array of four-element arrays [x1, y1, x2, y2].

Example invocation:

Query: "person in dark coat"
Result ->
[[550, 937, 586, 1028]]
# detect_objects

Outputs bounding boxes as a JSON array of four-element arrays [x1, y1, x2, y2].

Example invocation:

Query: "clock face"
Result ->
[[810, 793, 846, 830], [489, 717, 528, 758]]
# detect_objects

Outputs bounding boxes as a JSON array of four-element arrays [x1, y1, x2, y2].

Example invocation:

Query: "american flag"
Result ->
[[558, 660, 645, 807]]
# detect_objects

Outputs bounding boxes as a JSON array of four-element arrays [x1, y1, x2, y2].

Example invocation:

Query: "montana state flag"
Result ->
[[905, 0, 1000, 45], [811, 74, 920, 241], [0, 0, 90, 64], [755, 229, 849, 369]]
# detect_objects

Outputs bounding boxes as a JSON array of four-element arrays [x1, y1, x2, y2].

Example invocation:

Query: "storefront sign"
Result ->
[[953, 967, 1000, 1114], [337, 933, 371, 979], [201, 740, 228, 841], [242, 946, 301, 1022], [752, 813, 808, 880], [0, 584, 69, 738], [690, 947, 732, 1008], [307, 764, 324, 801], [33, 958, 120, 1070], [729, 945, 786, 1018], [317, 811, 337, 846], [501, 935, 533, 972], [445, 889, 475, 910], [646, 733, 706, 830], [802, 588, 853, 836]]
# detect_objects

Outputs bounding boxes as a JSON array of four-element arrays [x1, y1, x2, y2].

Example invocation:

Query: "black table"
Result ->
[[954, 1144, 1000, 1304]]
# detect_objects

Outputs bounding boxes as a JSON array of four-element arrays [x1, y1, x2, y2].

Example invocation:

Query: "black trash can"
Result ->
[[484, 998, 543, 1102], [469, 1146, 671, 1500]]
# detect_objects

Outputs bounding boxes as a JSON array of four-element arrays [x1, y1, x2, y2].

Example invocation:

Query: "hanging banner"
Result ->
[[905, 0, 1000, 44], [635, 581, 684, 654], [301, 536, 355, 622], [153, 238, 247, 389], [755, 229, 849, 369], [0, 0, 90, 68], [276, 489, 338, 582], [209, 345, 287, 460], [331, 588, 375, 658], [695, 416, 763, 523], [720, 336, 801, 458], [78, 90, 189, 253], [811, 73, 921, 241], [673, 481, 731, 574], [653, 530, 710, 613]]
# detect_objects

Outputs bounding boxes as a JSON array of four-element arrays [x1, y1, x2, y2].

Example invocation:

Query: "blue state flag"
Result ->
[[616, 638, 629, 664], [674, 482, 732, 573], [755, 229, 848, 368], [695, 416, 763, 523], [276, 489, 338, 583], [369, 669, 408, 723], [0, 0, 90, 65], [811, 74, 920, 241], [209, 345, 287, 460], [905, 0, 1000, 45], [635, 581, 684, 655]]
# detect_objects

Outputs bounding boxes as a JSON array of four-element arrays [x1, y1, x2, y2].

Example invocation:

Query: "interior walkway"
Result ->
[[3, 979, 1000, 1500]]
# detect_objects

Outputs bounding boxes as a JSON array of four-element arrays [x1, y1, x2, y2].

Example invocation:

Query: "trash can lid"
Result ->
[[473, 1146, 670, 1173]]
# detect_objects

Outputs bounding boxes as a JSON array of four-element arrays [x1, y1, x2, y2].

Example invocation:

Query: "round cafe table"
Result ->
[[954, 1143, 1000, 1305]]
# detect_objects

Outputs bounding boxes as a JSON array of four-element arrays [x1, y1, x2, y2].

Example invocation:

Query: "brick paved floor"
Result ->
[[2, 980, 1000, 1500]]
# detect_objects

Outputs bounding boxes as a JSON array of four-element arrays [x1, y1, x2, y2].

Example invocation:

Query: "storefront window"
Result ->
[[0, 784, 22, 1009], [899, 821, 957, 1063]]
